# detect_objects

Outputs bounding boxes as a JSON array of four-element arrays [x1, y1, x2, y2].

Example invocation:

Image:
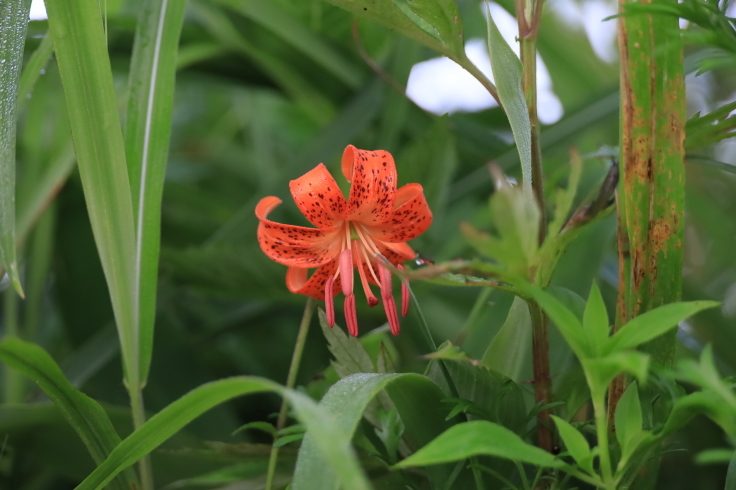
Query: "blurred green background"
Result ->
[[1, 0, 735, 488]]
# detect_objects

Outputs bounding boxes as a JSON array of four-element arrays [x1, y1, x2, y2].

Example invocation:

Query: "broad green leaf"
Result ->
[[605, 301, 719, 355], [0, 338, 139, 490], [46, 0, 139, 387], [0, 0, 32, 296], [394, 420, 566, 469], [77, 376, 371, 490], [550, 415, 592, 472], [482, 295, 531, 382], [583, 282, 610, 356], [125, 0, 187, 385], [293, 372, 454, 490], [485, 2, 532, 198], [213, 0, 362, 88]]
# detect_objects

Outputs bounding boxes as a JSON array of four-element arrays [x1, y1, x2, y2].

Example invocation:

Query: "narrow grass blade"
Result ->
[[18, 31, 54, 110], [76, 377, 372, 490], [0, 0, 33, 297], [0, 337, 139, 490], [125, 0, 187, 385], [45, 0, 138, 386]]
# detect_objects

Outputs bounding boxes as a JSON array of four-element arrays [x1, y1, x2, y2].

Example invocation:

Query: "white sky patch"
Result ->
[[548, 0, 618, 63], [30, 0, 48, 20], [407, 3, 563, 124]]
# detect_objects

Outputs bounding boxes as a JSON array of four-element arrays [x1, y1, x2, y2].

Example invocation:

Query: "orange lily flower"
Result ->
[[256, 145, 432, 336]]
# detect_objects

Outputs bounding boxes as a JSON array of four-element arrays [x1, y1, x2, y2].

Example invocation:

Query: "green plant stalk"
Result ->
[[618, 0, 686, 366], [265, 298, 316, 490], [517, 0, 553, 454], [592, 390, 613, 487], [131, 392, 154, 490]]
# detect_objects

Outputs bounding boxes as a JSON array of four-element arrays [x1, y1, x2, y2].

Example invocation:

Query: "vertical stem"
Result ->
[[130, 389, 154, 490], [266, 298, 316, 490], [528, 300, 553, 452], [517, 0, 553, 454], [593, 391, 613, 486]]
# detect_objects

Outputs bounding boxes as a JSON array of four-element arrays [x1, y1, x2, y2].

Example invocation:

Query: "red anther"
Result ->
[[367, 296, 379, 307], [325, 276, 335, 327], [398, 265, 410, 317], [339, 249, 353, 296], [344, 294, 359, 337]]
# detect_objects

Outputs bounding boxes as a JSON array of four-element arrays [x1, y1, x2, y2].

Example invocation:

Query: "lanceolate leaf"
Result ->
[[293, 373, 456, 490], [395, 420, 566, 469], [45, 0, 139, 386], [605, 301, 719, 354], [482, 296, 532, 381], [0, 338, 139, 490], [76, 377, 372, 490], [0, 0, 32, 296], [485, 2, 533, 199], [125, 0, 187, 385]]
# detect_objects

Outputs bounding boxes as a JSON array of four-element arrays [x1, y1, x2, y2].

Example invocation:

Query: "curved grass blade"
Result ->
[[0, 337, 139, 490], [76, 377, 371, 490], [0, 0, 33, 297], [18, 31, 54, 111], [45, 0, 139, 388], [125, 0, 187, 385]]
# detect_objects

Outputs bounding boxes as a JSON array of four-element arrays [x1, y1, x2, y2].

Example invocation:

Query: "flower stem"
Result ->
[[528, 300, 553, 452], [265, 298, 316, 490]]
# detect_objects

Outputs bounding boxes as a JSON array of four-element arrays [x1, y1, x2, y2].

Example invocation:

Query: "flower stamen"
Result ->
[[378, 260, 400, 336], [352, 242, 379, 306], [325, 275, 335, 327]]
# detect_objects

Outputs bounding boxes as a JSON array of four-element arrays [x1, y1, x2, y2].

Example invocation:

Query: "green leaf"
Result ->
[[485, 1, 532, 198], [0, 0, 33, 296], [519, 282, 588, 359], [318, 309, 375, 378], [18, 32, 54, 111], [322, 0, 447, 59], [659, 390, 736, 440], [482, 295, 531, 382], [0, 338, 139, 490], [726, 450, 736, 490], [546, 153, 583, 239], [427, 358, 527, 434], [615, 382, 646, 466], [394, 420, 567, 469], [404, 0, 465, 56], [550, 415, 592, 472], [583, 352, 649, 397], [293, 372, 454, 490], [694, 449, 735, 465], [77, 376, 371, 490], [583, 282, 610, 356], [46, 0, 139, 387], [125, 0, 187, 385], [605, 301, 720, 355]]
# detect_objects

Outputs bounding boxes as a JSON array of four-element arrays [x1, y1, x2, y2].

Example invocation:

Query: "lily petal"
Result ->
[[286, 263, 339, 300], [289, 163, 348, 228], [366, 183, 433, 242], [341, 145, 397, 225], [257, 196, 342, 267], [375, 241, 416, 265]]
